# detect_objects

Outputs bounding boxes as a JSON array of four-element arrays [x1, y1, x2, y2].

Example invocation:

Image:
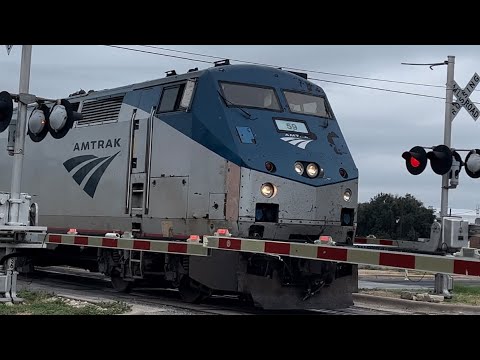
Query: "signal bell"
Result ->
[[0, 91, 13, 133], [402, 146, 427, 175]]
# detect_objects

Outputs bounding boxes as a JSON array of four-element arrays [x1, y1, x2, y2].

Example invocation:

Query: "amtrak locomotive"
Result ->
[[0, 61, 359, 309]]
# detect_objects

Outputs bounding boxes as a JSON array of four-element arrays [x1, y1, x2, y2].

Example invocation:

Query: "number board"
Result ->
[[274, 119, 309, 134]]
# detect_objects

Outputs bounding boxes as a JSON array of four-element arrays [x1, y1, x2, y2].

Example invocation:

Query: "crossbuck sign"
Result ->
[[451, 73, 480, 121]]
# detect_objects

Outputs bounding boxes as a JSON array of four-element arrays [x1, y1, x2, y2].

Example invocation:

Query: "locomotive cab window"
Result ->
[[283, 91, 332, 118], [220, 82, 282, 111], [158, 84, 186, 113]]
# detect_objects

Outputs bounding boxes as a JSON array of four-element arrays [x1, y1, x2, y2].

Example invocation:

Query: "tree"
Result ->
[[356, 193, 435, 240]]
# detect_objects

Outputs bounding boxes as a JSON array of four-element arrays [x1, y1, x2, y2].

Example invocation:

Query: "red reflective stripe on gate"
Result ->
[[49, 235, 62, 243], [379, 240, 394, 246], [74, 236, 88, 245], [168, 243, 187, 253], [218, 238, 241, 250], [453, 260, 480, 276], [133, 240, 151, 250], [264, 242, 291, 255], [102, 238, 118, 248], [379, 252, 415, 269], [354, 238, 367, 244], [316, 247, 348, 261]]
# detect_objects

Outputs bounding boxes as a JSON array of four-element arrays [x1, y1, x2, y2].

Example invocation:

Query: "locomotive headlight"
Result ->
[[343, 189, 352, 202], [294, 162, 304, 175], [306, 163, 319, 178], [261, 183, 276, 198]]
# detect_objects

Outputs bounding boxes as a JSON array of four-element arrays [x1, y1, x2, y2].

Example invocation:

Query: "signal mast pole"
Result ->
[[7, 45, 32, 226], [402, 56, 456, 296], [441, 56, 455, 217], [436, 56, 455, 296]]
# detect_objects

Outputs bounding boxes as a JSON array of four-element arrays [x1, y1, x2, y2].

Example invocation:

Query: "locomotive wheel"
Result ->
[[178, 276, 211, 303], [110, 270, 133, 293]]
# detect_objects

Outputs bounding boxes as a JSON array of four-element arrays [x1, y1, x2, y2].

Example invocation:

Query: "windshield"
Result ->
[[220, 82, 281, 111], [283, 91, 332, 118]]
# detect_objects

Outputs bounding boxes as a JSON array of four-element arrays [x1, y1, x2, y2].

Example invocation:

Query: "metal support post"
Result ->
[[0, 248, 23, 303], [7, 45, 32, 226]]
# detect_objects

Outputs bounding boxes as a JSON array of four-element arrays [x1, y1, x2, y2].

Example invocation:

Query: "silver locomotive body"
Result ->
[[0, 64, 358, 309]]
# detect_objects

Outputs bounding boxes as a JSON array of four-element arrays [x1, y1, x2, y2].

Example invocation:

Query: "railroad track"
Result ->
[[17, 267, 399, 315]]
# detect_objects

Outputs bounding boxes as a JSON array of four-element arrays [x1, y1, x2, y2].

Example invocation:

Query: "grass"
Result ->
[[0, 290, 131, 315], [448, 285, 480, 306]]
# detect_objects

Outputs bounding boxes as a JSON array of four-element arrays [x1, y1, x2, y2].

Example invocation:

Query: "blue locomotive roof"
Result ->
[[73, 63, 358, 187]]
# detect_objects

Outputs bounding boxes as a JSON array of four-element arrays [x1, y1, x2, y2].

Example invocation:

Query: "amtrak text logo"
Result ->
[[73, 138, 121, 152], [280, 135, 313, 150], [63, 152, 120, 198]]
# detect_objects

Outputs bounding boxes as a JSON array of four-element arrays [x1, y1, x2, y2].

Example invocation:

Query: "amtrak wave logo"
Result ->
[[280, 136, 313, 150], [63, 152, 120, 198]]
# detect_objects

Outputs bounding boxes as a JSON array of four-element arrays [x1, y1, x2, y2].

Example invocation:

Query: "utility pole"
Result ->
[[436, 55, 455, 297], [7, 45, 32, 226]]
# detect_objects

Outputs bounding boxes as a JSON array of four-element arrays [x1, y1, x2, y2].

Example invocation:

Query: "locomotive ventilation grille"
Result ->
[[77, 95, 125, 126]]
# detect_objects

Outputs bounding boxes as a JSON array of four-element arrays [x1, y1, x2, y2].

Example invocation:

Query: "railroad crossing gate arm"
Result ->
[[202, 235, 480, 278], [44, 233, 210, 256]]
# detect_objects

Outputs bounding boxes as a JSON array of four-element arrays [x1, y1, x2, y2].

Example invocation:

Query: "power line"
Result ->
[[143, 45, 480, 101], [139, 45, 445, 89], [312, 78, 480, 105], [308, 77, 445, 100], [104, 45, 480, 104], [104, 45, 212, 64], [140, 45, 265, 64]]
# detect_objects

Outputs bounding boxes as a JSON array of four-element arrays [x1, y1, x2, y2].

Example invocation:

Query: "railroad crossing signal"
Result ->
[[402, 145, 464, 178], [402, 146, 427, 175], [464, 149, 480, 178], [27, 98, 80, 141], [427, 145, 453, 175], [451, 73, 480, 121], [27, 104, 50, 142], [400, 144, 480, 184], [0, 91, 13, 133], [0, 90, 80, 141]]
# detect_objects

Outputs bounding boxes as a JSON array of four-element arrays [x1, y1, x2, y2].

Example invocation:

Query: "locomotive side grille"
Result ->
[[77, 95, 124, 126]]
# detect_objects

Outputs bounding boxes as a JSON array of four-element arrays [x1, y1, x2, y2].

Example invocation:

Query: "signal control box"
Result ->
[[441, 216, 469, 251]]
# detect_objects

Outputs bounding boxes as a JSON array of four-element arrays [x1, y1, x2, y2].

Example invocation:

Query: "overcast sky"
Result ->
[[2, 45, 480, 212]]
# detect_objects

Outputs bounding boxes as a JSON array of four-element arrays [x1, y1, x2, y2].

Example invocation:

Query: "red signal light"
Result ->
[[410, 157, 420, 168], [402, 146, 427, 175]]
